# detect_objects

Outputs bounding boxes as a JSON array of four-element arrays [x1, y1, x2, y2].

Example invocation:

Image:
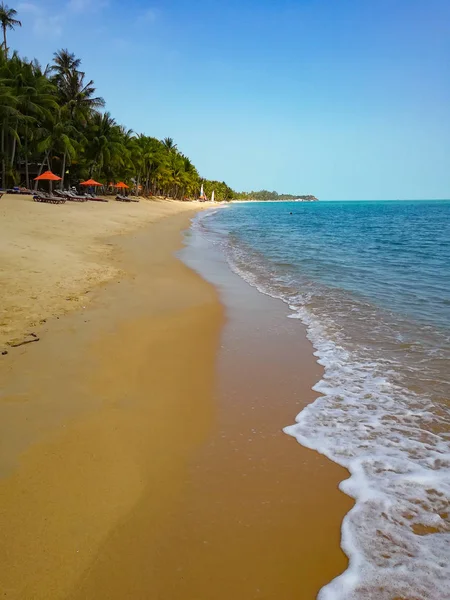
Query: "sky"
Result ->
[[9, 0, 450, 199]]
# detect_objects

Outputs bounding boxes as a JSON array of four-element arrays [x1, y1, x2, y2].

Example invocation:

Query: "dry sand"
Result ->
[[0, 193, 213, 348], [0, 195, 350, 599]]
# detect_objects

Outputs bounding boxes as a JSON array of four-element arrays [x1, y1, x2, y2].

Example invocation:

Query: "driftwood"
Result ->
[[9, 333, 40, 348]]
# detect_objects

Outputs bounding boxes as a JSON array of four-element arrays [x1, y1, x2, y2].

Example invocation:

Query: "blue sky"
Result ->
[[9, 0, 450, 199]]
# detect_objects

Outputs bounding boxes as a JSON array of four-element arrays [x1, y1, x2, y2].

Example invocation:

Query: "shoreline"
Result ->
[[179, 215, 352, 598], [0, 201, 350, 599]]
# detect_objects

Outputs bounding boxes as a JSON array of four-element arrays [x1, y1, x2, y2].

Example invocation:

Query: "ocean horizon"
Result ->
[[232, 198, 450, 202]]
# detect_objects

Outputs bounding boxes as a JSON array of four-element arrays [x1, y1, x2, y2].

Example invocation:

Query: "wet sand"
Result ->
[[0, 207, 351, 599]]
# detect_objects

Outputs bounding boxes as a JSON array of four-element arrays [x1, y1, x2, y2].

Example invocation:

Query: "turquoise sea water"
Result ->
[[196, 200, 450, 600]]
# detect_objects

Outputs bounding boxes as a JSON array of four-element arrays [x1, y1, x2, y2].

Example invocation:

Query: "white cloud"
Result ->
[[33, 15, 63, 38], [17, 2, 39, 14], [68, 0, 109, 13], [18, 0, 110, 41], [142, 8, 158, 23]]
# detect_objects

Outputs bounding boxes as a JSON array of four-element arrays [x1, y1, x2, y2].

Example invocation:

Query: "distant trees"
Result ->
[[234, 190, 317, 201], [202, 179, 234, 202], [0, 5, 235, 200]]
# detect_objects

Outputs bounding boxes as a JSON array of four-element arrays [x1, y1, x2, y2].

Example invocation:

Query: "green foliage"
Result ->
[[233, 190, 318, 201], [0, 9, 236, 200], [201, 179, 234, 201]]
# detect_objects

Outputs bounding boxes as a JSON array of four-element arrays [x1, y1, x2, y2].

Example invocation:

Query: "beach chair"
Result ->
[[53, 190, 84, 202], [65, 191, 89, 202], [86, 193, 108, 202], [116, 194, 131, 202], [33, 192, 66, 204]]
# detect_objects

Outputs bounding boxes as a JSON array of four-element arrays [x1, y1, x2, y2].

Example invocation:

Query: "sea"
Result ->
[[193, 200, 450, 600]]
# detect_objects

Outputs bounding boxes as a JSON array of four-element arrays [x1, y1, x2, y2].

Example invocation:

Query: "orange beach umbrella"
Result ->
[[115, 181, 129, 189], [34, 170, 62, 181], [80, 178, 103, 186], [34, 170, 62, 192]]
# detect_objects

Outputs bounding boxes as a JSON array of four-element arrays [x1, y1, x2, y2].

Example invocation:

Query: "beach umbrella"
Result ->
[[115, 182, 129, 197], [34, 170, 62, 193], [80, 179, 103, 195], [80, 178, 103, 186]]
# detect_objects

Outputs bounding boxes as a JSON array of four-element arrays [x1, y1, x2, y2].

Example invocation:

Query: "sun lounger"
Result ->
[[33, 193, 66, 204], [65, 191, 89, 202], [53, 190, 88, 202], [116, 194, 131, 202], [86, 193, 108, 202]]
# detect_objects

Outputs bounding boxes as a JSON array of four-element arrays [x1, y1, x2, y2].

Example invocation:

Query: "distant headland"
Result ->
[[233, 190, 318, 202]]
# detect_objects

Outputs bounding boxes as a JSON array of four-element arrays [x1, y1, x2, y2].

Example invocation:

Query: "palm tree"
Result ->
[[0, 3, 21, 57], [16, 59, 58, 187], [36, 109, 80, 189], [50, 49, 81, 82], [0, 48, 20, 186], [50, 50, 104, 122], [0, 16, 235, 198], [162, 137, 177, 152], [60, 70, 105, 122], [85, 112, 131, 179]]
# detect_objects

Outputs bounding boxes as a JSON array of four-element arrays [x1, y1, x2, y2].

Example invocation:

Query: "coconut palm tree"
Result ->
[[58, 70, 105, 121], [36, 109, 80, 189], [162, 137, 177, 152], [50, 49, 104, 122], [18, 60, 58, 187], [0, 17, 235, 198], [0, 3, 20, 57], [50, 49, 81, 82]]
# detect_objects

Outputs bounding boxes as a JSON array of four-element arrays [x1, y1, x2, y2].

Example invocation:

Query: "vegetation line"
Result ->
[[0, 2, 315, 201]]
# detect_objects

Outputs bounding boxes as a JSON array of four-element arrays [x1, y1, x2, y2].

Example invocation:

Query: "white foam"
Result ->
[[286, 306, 450, 599], [194, 211, 450, 600]]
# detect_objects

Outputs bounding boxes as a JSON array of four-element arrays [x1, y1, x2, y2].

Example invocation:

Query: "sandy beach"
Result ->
[[0, 194, 350, 599], [0, 194, 214, 349]]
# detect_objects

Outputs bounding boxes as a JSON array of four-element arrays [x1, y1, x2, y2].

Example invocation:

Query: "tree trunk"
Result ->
[[60, 150, 67, 190], [2, 25, 7, 58], [10, 120, 18, 169], [34, 150, 50, 190], [136, 170, 141, 196], [24, 136, 29, 189]]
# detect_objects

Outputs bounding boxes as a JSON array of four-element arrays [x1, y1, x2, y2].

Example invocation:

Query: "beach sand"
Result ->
[[0, 193, 213, 348], [0, 195, 351, 599]]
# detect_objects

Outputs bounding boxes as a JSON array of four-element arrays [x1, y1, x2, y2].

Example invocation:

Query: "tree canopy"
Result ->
[[0, 6, 317, 202], [0, 10, 235, 200]]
